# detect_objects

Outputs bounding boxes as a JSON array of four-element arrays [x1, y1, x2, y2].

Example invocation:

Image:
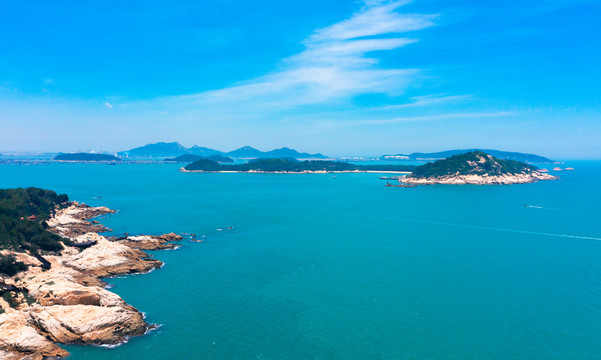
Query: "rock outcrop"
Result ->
[[29, 303, 147, 345], [117, 232, 183, 250], [402, 171, 557, 185], [0, 311, 69, 359], [0, 201, 182, 359], [46, 202, 115, 238], [64, 234, 163, 277]]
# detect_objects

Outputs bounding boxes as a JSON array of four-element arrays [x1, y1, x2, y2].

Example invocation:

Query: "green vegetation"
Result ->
[[1, 291, 18, 308], [409, 151, 537, 179], [0, 188, 69, 253], [54, 153, 122, 161], [0, 255, 27, 276], [185, 158, 224, 171], [184, 158, 416, 172]]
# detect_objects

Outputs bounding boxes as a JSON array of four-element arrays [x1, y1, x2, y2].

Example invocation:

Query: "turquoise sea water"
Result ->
[[1, 162, 601, 359]]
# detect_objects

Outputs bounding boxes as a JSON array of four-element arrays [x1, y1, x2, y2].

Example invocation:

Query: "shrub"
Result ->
[[0, 255, 28, 276]]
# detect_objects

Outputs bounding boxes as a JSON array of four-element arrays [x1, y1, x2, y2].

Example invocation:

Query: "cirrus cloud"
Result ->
[[143, 0, 438, 114]]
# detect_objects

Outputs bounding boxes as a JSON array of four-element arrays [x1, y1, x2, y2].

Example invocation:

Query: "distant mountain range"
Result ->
[[118, 142, 327, 159], [381, 149, 557, 164]]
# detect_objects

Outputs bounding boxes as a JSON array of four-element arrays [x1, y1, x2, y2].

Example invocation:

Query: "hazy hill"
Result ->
[[164, 154, 233, 163], [119, 142, 327, 159], [226, 146, 265, 158], [118, 142, 190, 158], [264, 147, 326, 159], [382, 149, 556, 164], [188, 145, 224, 157]]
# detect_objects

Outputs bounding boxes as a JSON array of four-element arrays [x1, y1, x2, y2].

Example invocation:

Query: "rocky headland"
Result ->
[[0, 201, 182, 359]]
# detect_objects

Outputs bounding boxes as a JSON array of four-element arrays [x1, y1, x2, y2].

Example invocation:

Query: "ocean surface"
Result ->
[[1, 162, 601, 359]]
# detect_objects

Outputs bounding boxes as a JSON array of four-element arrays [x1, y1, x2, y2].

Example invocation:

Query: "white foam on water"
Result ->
[[411, 218, 601, 242]]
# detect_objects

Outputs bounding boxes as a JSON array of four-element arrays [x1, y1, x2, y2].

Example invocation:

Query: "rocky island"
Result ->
[[0, 188, 182, 359], [401, 151, 557, 185]]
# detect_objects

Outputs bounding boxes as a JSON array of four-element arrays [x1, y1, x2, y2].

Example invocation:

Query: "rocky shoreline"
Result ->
[[401, 171, 558, 185], [0, 202, 182, 359]]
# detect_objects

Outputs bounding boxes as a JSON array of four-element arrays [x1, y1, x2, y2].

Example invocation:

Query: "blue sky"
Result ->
[[0, 0, 599, 158]]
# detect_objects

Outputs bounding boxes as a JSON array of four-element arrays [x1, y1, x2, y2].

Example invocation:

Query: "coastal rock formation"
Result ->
[[46, 202, 115, 238], [63, 234, 163, 277], [16, 265, 124, 307], [0, 311, 69, 359], [29, 303, 147, 344], [0, 201, 183, 359], [117, 232, 183, 250], [402, 171, 556, 185]]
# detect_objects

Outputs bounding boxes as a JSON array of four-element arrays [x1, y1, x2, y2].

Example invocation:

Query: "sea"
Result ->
[[1, 161, 601, 359]]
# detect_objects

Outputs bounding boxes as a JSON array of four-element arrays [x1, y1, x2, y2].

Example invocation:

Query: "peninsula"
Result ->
[[0, 188, 183, 359], [401, 151, 557, 185], [182, 158, 416, 173]]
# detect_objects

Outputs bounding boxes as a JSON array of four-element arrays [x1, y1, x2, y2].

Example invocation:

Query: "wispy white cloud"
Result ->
[[104, 102, 114, 109], [364, 94, 474, 111], [354, 111, 515, 125], [149, 0, 438, 113], [310, 1, 436, 41], [298, 111, 516, 132]]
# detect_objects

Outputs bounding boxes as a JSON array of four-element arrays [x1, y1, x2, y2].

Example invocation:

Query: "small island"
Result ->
[[54, 153, 122, 162], [182, 158, 416, 173], [0, 188, 183, 359], [401, 151, 557, 185]]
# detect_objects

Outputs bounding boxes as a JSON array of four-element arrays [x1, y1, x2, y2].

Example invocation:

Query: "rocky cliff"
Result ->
[[0, 202, 182, 359]]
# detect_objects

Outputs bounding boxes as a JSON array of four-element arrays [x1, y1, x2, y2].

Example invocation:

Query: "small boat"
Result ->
[[385, 182, 417, 188]]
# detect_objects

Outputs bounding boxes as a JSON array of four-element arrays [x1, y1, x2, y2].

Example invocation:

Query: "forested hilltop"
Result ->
[[184, 158, 416, 173], [0, 188, 70, 275], [409, 151, 538, 178]]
